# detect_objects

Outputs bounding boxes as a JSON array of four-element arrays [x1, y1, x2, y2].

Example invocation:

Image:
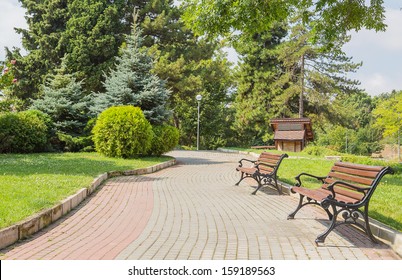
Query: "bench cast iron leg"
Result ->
[[274, 179, 282, 195], [315, 204, 337, 244], [364, 204, 378, 243], [235, 172, 245, 186], [251, 182, 262, 195], [288, 194, 304, 219]]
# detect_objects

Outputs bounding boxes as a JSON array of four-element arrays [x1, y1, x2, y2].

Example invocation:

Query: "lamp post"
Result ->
[[196, 94, 202, 150]]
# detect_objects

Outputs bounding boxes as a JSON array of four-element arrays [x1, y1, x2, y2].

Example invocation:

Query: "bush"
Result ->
[[149, 125, 179, 156], [56, 132, 94, 152], [0, 110, 52, 153], [92, 106, 153, 158], [302, 145, 341, 156]]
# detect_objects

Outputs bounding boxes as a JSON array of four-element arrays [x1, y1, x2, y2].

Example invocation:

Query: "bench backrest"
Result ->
[[256, 152, 288, 175], [321, 161, 393, 204]]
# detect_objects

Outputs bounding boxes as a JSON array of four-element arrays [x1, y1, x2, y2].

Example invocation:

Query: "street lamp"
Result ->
[[196, 94, 202, 150]]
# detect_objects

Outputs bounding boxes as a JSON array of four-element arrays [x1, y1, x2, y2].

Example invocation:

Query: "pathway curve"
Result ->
[[0, 151, 399, 260]]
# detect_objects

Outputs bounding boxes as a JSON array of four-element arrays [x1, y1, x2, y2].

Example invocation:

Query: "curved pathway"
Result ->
[[0, 151, 399, 260]]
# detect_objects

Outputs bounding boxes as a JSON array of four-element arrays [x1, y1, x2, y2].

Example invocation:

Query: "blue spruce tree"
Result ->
[[91, 15, 171, 125]]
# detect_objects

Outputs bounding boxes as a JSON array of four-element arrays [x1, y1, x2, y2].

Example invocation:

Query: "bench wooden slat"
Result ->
[[323, 178, 368, 191], [331, 165, 380, 179], [257, 159, 280, 166], [327, 171, 374, 186], [334, 161, 384, 172], [260, 152, 282, 158], [321, 183, 365, 201], [258, 165, 274, 174]]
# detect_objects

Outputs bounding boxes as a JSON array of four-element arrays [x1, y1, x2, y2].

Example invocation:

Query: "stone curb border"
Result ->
[[218, 148, 402, 257], [0, 158, 177, 251]]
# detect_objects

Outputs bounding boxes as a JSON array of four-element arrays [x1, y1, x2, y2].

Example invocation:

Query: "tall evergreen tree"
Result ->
[[274, 8, 362, 120], [61, 0, 129, 94], [91, 18, 171, 125], [232, 26, 287, 145], [9, 0, 69, 101]]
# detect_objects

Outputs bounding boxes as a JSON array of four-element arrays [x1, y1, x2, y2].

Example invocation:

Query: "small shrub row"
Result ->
[[92, 105, 179, 158]]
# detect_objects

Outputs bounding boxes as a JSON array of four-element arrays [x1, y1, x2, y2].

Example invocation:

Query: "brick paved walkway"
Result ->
[[0, 151, 399, 260]]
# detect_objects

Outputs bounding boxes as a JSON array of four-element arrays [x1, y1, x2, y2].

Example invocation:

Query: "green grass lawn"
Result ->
[[0, 152, 171, 229], [228, 147, 402, 232]]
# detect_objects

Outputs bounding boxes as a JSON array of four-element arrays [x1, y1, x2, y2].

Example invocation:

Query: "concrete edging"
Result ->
[[218, 147, 402, 257], [0, 158, 176, 251]]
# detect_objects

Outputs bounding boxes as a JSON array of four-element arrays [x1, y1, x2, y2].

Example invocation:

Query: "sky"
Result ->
[[0, 0, 401, 96]]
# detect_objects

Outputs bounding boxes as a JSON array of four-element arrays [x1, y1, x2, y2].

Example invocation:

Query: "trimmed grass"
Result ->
[[0, 152, 171, 229], [228, 147, 402, 232]]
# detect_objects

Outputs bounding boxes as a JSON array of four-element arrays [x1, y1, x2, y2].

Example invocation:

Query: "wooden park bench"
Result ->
[[235, 152, 288, 195], [287, 161, 394, 244]]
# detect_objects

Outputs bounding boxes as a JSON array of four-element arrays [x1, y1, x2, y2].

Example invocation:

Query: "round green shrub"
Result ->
[[149, 125, 180, 156], [92, 106, 153, 158], [0, 110, 51, 153]]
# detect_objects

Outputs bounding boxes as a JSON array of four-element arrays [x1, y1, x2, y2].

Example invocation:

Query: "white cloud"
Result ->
[[344, 5, 402, 96], [0, 0, 27, 61]]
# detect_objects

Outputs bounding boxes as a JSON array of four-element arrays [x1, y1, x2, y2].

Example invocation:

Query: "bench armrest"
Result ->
[[238, 158, 257, 167], [295, 173, 326, 187]]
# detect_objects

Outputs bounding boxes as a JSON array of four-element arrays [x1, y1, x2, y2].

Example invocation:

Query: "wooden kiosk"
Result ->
[[270, 118, 314, 152]]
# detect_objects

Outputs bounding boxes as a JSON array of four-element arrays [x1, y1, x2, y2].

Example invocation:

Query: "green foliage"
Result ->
[[141, 2, 234, 149], [91, 19, 171, 125], [232, 25, 286, 145], [149, 125, 180, 156], [92, 106, 153, 158], [0, 110, 52, 153], [316, 124, 382, 156], [61, 0, 128, 94], [154, 50, 233, 149], [182, 0, 386, 42], [56, 133, 94, 152], [0, 60, 16, 93], [0, 59, 23, 111], [30, 63, 90, 135], [274, 6, 361, 119], [10, 0, 70, 100], [302, 145, 341, 157], [9, 0, 137, 98], [373, 90, 402, 139]]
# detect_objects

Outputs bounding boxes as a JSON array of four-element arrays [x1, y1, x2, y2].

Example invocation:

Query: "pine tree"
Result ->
[[9, 0, 69, 101], [91, 17, 171, 125], [274, 7, 362, 120], [30, 61, 89, 135], [232, 25, 287, 145]]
